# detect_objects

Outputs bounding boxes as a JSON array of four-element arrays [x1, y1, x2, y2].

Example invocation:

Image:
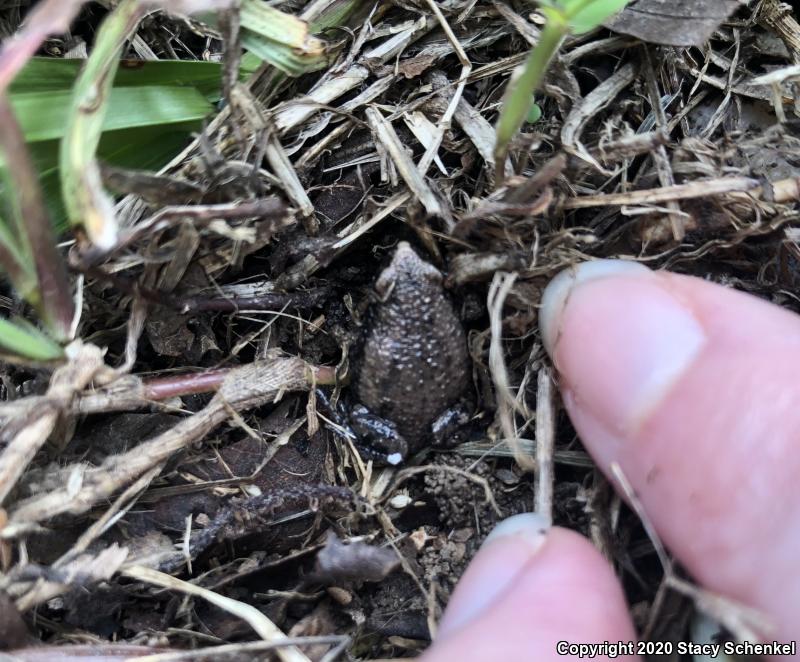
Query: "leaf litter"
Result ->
[[1, 0, 800, 658]]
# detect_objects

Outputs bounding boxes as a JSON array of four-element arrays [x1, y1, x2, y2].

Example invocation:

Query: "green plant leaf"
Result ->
[[27, 124, 200, 232], [238, 0, 329, 76], [494, 19, 567, 181], [0, 317, 64, 362], [526, 102, 543, 123], [308, 0, 364, 34], [6, 56, 236, 233], [14, 86, 213, 143], [0, 96, 73, 340], [561, 0, 631, 34], [11, 56, 257, 97], [0, 212, 36, 297], [240, 33, 328, 76]]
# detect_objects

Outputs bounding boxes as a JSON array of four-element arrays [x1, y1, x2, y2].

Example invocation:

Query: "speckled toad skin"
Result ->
[[353, 242, 470, 452]]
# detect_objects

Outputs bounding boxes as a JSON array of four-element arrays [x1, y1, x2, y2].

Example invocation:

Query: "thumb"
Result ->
[[540, 260, 800, 642], [424, 514, 639, 662]]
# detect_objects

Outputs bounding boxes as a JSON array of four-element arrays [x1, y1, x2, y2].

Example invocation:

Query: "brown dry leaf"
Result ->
[[311, 532, 400, 586], [288, 606, 338, 661], [605, 0, 743, 46], [397, 53, 439, 79]]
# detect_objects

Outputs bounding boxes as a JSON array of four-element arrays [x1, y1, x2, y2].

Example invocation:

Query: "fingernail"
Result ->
[[438, 513, 550, 637], [484, 512, 550, 549], [539, 259, 653, 356], [540, 260, 706, 430]]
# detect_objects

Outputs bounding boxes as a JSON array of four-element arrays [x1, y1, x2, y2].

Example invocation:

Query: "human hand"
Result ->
[[423, 260, 800, 660]]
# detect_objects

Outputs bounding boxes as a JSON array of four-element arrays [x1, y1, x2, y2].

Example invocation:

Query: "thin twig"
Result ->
[[563, 177, 761, 208], [534, 366, 554, 522]]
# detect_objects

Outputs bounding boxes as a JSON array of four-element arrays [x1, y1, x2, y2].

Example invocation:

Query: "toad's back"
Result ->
[[353, 243, 470, 445]]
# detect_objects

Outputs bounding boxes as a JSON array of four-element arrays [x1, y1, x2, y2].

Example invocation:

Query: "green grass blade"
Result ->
[[16, 86, 213, 143], [561, 0, 631, 34], [240, 33, 328, 76], [0, 96, 73, 340], [8, 56, 230, 233], [308, 0, 364, 34], [239, 0, 328, 76], [60, 0, 147, 249], [0, 215, 36, 299], [0, 317, 64, 362], [11, 56, 258, 98], [240, 0, 318, 47], [25, 123, 201, 232], [494, 16, 567, 182]]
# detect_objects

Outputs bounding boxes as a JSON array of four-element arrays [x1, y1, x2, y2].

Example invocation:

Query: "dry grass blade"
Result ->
[[122, 565, 312, 662], [13, 466, 163, 612], [606, 0, 743, 47], [7, 357, 315, 526], [666, 575, 775, 642], [534, 366, 555, 522], [365, 106, 443, 218], [610, 462, 671, 572], [488, 271, 535, 472], [0, 342, 106, 506], [454, 94, 513, 180], [416, 0, 471, 177], [79, 197, 290, 268], [563, 176, 762, 208], [642, 47, 684, 240], [265, 134, 315, 217], [612, 444, 776, 644], [560, 61, 638, 170], [0, 362, 337, 421], [331, 193, 411, 250], [11, 544, 130, 613], [273, 17, 436, 133], [239, 0, 328, 76], [165, 0, 238, 11], [756, 0, 800, 60]]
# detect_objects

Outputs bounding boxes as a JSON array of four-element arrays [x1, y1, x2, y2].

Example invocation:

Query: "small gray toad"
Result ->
[[351, 242, 471, 464]]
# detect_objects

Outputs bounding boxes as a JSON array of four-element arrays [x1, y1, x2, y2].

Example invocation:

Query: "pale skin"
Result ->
[[422, 261, 800, 660]]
